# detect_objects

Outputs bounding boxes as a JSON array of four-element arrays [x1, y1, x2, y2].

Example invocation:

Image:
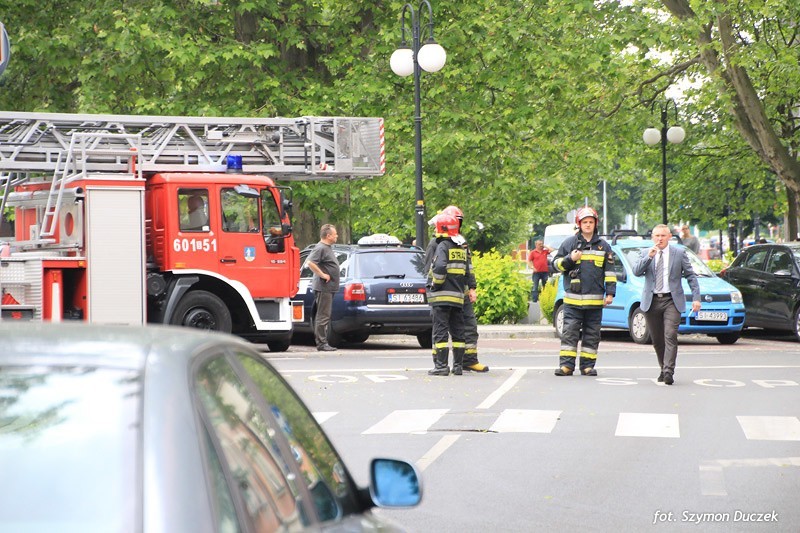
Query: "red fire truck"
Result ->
[[0, 111, 385, 351]]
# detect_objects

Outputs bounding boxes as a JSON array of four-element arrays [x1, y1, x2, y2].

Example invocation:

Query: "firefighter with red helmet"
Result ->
[[436, 205, 488, 372], [426, 213, 469, 375], [552, 207, 616, 376]]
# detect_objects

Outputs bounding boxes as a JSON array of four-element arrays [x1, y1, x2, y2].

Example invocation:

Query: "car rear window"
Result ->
[[0, 365, 139, 531], [353, 251, 426, 279]]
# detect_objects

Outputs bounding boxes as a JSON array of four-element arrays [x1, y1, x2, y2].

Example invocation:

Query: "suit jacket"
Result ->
[[633, 245, 700, 313]]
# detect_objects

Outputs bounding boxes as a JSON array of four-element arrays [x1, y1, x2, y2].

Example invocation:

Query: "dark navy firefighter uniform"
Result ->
[[427, 237, 469, 375], [424, 236, 484, 371], [554, 234, 616, 374]]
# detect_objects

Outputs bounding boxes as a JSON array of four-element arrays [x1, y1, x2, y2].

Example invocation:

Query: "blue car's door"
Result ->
[[601, 250, 631, 327]]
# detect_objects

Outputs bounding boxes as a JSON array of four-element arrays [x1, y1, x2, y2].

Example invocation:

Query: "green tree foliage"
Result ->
[[471, 250, 530, 324], [0, 0, 797, 246]]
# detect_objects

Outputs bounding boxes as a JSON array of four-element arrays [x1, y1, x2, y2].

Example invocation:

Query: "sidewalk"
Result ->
[[477, 323, 556, 339]]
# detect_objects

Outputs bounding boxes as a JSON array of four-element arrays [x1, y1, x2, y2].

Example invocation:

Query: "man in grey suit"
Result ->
[[633, 224, 702, 385]]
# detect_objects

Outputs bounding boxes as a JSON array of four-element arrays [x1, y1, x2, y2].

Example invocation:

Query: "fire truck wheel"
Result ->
[[267, 340, 291, 352], [171, 290, 233, 333]]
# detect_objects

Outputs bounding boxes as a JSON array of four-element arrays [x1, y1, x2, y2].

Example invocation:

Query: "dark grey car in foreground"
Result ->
[[0, 322, 420, 532]]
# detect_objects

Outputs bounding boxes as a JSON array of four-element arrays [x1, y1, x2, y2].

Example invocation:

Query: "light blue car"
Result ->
[[553, 236, 746, 344]]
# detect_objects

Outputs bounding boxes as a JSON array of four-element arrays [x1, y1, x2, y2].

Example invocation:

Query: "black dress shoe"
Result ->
[[663, 373, 674, 385], [657, 372, 664, 382]]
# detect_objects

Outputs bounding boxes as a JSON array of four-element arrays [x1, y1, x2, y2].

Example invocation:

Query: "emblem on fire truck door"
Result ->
[[244, 246, 256, 262]]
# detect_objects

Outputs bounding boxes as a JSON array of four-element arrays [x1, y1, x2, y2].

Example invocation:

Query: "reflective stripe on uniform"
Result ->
[[429, 294, 465, 305], [563, 292, 605, 307]]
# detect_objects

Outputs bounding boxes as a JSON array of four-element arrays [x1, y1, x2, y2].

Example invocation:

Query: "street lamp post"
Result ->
[[643, 99, 685, 225], [390, 1, 446, 249]]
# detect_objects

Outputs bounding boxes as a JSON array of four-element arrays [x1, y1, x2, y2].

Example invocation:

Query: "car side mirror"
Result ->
[[369, 458, 422, 508], [773, 270, 793, 279]]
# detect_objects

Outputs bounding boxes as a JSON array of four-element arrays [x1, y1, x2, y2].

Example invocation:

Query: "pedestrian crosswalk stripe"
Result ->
[[615, 413, 680, 438], [362, 409, 449, 435], [489, 409, 562, 433], [737, 416, 800, 441], [317, 409, 800, 440], [313, 412, 338, 424]]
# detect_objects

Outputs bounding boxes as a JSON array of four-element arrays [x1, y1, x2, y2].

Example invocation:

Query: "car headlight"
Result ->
[[731, 291, 743, 304]]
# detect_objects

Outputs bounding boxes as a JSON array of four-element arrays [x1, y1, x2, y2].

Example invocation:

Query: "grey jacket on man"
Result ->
[[633, 244, 700, 313]]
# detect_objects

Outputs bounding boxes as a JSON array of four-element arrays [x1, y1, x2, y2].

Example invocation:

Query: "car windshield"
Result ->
[[353, 251, 426, 279], [622, 245, 715, 277], [0, 365, 139, 531]]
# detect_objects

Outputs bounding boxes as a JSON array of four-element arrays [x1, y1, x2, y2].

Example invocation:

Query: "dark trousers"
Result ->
[[644, 295, 681, 375], [432, 305, 465, 354], [531, 271, 549, 302], [313, 291, 334, 348], [463, 299, 479, 366], [559, 305, 602, 371]]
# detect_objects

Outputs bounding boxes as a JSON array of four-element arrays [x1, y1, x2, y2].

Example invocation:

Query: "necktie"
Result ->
[[654, 251, 664, 293]]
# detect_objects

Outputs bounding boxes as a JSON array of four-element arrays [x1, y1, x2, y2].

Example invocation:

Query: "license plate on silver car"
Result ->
[[696, 311, 728, 321], [388, 293, 425, 304]]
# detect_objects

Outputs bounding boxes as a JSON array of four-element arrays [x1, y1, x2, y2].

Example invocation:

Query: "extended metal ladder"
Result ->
[[0, 110, 386, 241], [0, 111, 385, 179]]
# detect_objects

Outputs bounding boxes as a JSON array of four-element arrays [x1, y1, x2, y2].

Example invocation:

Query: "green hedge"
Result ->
[[472, 250, 531, 324], [538, 276, 559, 324]]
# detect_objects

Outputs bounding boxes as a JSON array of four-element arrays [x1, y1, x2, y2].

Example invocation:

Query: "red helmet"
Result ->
[[575, 206, 599, 225], [442, 205, 464, 220], [434, 214, 460, 237]]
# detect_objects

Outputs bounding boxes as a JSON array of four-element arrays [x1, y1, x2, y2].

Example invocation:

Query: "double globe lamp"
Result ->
[[642, 99, 686, 225]]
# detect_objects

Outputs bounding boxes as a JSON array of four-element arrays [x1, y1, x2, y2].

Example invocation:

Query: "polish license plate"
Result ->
[[388, 292, 425, 304], [696, 311, 728, 321]]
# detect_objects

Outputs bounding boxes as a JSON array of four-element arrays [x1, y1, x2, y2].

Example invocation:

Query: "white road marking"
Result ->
[[476, 369, 527, 410], [362, 409, 449, 435], [615, 413, 680, 438], [313, 412, 337, 424], [700, 457, 800, 496], [737, 416, 800, 441], [698, 462, 727, 496], [416, 435, 461, 472], [489, 409, 562, 433], [273, 364, 800, 373]]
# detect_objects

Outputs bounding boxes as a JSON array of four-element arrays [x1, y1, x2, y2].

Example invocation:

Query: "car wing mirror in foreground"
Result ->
[[773, 270, 794, 279], [369, 458, 422, 508]]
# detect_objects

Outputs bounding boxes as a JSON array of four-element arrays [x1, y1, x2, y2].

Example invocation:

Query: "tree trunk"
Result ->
[[787, 187, 798, 242]]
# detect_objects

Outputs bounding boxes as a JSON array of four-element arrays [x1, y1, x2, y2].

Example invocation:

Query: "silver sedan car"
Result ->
[[0, 322, 420, 532]]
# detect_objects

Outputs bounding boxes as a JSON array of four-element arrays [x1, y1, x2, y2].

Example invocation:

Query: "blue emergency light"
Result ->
[[226, 154, 243, 173]]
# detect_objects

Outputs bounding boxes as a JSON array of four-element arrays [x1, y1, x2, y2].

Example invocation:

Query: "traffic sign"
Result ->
[[0, 22, 10, 76]]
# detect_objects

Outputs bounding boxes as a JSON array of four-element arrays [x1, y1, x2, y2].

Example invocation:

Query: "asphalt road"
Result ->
[[267, 331, 800, 532]]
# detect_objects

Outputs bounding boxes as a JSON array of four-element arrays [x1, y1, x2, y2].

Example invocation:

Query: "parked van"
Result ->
[[543, 223, 576, 272], [544, 223, 576, 252]]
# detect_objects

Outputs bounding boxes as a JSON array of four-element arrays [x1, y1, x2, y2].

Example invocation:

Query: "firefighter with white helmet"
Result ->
[[552, 207, 616, 376], [426, 213, 469, 376]]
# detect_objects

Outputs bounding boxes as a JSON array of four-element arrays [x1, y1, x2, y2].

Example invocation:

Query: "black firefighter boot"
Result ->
[[452, 347, 465, 376], [428, 348, 450, 376]]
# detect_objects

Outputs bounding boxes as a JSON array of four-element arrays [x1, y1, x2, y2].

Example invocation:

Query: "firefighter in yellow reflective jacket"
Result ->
[[426, 213, 469, 376], [553, 207, 616, 376]]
